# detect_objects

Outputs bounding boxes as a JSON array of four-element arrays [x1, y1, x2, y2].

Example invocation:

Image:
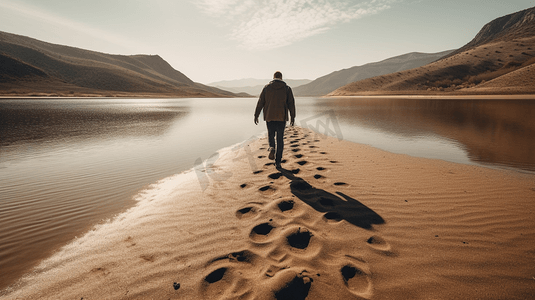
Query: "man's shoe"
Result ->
[[268, 147, 275, 160]]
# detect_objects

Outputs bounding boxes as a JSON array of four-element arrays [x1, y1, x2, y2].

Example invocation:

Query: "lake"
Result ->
[[1, 97, 534, 290]]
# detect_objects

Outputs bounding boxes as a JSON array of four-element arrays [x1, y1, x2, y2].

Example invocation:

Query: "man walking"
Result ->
[[254, 71, 296, 169]]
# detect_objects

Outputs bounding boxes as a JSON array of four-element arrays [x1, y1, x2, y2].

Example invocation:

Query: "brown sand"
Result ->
[[1, 127, 534, 299]]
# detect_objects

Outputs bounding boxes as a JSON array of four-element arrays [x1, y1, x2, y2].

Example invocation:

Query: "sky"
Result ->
[[0, 0, 534, 84]]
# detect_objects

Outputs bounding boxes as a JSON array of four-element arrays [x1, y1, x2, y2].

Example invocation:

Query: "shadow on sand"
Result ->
[[277, 167, 384, 230]]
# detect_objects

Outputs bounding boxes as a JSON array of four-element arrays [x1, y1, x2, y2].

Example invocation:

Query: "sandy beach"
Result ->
[[1, 126, 534, 300]]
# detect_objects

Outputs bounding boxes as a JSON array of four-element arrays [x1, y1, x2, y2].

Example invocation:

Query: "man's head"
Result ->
[[273, 71, 282, 80]]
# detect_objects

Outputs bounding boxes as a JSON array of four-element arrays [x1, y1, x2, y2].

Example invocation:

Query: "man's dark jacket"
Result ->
[[254, 79, 296, 122]]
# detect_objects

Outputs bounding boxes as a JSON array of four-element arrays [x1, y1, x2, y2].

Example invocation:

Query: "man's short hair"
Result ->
[[273, 71, 282, 79]]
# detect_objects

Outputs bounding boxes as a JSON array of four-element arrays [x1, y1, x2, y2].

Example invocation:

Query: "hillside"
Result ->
[[330, 6, 535, 96], [293, 50, 453, 96], [0, 31, 239, 97], [209, 78, 312, 96]]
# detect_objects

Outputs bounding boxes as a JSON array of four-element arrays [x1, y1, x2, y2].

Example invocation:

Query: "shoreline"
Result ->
[[325, 94, 535, 100], [2, 93, 535, 100], [2, 127, 534, 299], [0, 95, 246, 99]]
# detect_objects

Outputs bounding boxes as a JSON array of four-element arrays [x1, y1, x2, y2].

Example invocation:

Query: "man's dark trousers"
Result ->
[[267, 121, 286, 164]]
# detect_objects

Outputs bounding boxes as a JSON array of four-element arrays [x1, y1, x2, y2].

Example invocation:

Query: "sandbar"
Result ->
[[1, 127, 534, 299]]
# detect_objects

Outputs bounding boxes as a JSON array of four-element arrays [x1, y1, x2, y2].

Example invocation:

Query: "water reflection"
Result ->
[[0, 99, 190, 290], [0, 99, 189, 157], [307, 98, 535, 172]]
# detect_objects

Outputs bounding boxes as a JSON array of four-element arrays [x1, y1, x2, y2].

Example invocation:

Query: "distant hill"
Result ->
[[209, 78, 312, 96], [330, 6, 535, 96], [0, 31, 241, 97], [292, 50, 453, 96]]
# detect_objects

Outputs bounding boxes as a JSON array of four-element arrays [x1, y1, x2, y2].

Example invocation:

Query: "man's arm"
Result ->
[[287, 86, 296, 126], [254, 87, 266, 125]]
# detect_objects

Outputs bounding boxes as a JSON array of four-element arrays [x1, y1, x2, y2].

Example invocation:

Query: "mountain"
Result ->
[[444, 6, 535, 59], [0, 31, 241, 97], [293, 50, 453, 96], [208, 78, 312, 96], [330, 6, 535, 96]]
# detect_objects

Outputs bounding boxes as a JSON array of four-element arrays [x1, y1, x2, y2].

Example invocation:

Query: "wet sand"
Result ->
[[1, 127, 534, 299]]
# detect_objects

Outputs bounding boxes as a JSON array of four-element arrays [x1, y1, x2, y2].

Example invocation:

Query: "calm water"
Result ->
[[1, 97, 534, 290]]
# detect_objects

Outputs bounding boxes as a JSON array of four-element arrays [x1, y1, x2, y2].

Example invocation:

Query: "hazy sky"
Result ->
[[1, 0, 534, 84]]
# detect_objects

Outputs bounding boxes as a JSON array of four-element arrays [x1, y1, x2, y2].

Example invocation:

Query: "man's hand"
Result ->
[[254, 116, 259, 125], [290, 118, 295, 126]]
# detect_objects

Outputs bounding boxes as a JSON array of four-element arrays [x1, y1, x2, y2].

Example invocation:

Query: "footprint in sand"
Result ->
[[366, 235, 393, 255], [250, 222, 276, 242], [235, 204, 261, 220], [286, 227, 313, 250], [316, 167, 326, 171], [292, 148, 301, 153], [297, 161, 308, 166], [294, 154, 304, 159], [277, 200, 295, 212], [201, 251, 259, 299], [204, 267, 226, 284], [341, 263, 372, 297], [272, 270, 313, 300], [259, 185, 276, 193]]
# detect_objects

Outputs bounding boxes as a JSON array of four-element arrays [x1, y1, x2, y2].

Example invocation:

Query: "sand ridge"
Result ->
[[1, 127, 534, 299]]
